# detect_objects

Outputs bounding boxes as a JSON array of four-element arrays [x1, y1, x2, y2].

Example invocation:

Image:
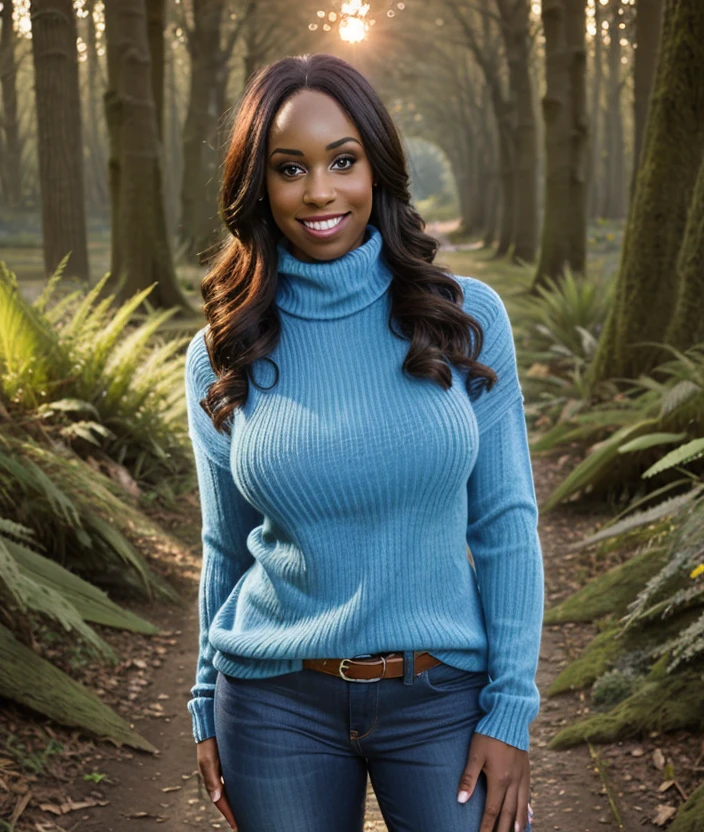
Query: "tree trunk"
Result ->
[[532, 0, 589, 291], [663, 155, 704, 348], [631, 0, 664, 197], [145, 0, 165, 136], [0, 0, 23, 208], [83, 0, 108, 216], [498, 0, 538, 263], [588, 0, 604, 219], [103, 0, 194, 314], [589, 0, 704, 383], [602, 0, 626, 218], [179, 0, 225, 262], [29, 0, 89, 280]]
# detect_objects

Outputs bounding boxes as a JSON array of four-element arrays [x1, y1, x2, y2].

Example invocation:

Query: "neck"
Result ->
[[275, 224, 393, 320]]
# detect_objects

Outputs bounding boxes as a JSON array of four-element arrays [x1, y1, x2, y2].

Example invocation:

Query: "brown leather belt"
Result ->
[[302, 651, 442, 682]]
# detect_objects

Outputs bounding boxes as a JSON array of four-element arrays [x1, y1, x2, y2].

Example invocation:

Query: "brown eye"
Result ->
[[333, 155, 356, 170], [278, 162, 304, 177]]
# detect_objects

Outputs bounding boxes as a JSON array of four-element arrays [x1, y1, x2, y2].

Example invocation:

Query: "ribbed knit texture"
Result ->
[[185, 224, 544, 750]]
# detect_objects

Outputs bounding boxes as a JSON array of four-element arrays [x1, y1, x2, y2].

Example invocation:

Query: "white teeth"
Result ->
[[303, 215, 345, 231]]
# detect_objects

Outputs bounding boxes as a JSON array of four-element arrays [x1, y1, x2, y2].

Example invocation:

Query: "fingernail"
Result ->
[[457, 790, 469, 804], [515, 822, 521, 832], [210, 787, 221, 802]]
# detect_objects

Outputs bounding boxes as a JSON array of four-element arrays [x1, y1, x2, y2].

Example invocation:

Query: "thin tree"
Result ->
[[0, 0, 23, 208], [103, 0, 194, 313], [29, 0, 89, 280], [631, 0, 664, 195], [532, 0, 589, 290]]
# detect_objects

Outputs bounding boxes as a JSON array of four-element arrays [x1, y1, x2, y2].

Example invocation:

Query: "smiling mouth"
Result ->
[[297, 213, 350, 232]]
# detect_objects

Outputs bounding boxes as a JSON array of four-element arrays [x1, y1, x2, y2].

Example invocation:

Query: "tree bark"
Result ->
[[497, 0, 539, 263], [663, 154, 704, 348], [179, 0, 225, 262], [532, 0, 589, 290], [631, 0, 664, 196], [0, 0, 23, 208], [83, 0, 108, 215], [602, 0, 626, 218], [588, 0, 603, 219], [146, 0, 165, 136], [29, 0, 89, 280], [103, 0, 194, 314], [589, 0, 704, 383]]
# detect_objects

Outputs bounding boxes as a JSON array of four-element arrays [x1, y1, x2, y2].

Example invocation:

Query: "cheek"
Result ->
[[267, 180, 301, 218], [345, 173, 374, 207]]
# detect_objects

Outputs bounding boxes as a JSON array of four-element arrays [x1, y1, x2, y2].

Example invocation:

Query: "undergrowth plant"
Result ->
[[546, 439, 704, 752], [0, 258, 199, 748], [0, 258, 193, 490], [535, 344, 704, 511]]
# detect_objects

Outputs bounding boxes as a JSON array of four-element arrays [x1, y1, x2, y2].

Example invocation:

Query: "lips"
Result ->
[[297, 212, 351, 239]]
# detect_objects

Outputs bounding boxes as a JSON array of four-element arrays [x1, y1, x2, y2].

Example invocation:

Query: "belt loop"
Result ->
[[403, 650, 415, 685]]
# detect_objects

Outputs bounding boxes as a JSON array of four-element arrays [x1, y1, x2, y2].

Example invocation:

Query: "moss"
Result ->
[[549, 659, 704, 749], [544, 546, 670, 624], [548, 608, 703, 696], [668, 781, 704, 832], [547, 622, 623, 695], [591, 668, 644, 708]]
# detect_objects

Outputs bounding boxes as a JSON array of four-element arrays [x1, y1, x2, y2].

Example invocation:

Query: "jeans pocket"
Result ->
[[421, 661, 489, 692]]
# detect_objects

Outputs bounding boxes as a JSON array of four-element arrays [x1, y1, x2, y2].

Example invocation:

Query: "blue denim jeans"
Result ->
[[214, 655, 533, 832]]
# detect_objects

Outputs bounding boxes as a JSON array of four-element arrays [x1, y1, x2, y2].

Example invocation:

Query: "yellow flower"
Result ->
[[690, 564, 704, 579]]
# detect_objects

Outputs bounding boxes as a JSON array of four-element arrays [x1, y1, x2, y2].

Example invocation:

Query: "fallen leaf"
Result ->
[[631, 747, 646, 757], [653, 748, 665, 770], [657, 780, 675, 793], [652, 804, 677, 826]]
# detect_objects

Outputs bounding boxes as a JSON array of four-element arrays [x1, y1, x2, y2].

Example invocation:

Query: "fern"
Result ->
[[569, 486, 704, 549], [642, 438, 704, 478]]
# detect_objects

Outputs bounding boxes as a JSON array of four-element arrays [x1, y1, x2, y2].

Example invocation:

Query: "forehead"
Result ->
[[267, 89, 361, 148]]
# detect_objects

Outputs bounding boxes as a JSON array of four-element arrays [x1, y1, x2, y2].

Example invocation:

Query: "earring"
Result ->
[[258, 195, 265, 202]]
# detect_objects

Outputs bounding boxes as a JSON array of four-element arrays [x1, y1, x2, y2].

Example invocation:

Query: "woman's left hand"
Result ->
[[456, 732, 531, 832]]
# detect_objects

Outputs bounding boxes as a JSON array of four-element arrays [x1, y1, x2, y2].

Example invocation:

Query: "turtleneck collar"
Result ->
[[275, 224, 393, 320]]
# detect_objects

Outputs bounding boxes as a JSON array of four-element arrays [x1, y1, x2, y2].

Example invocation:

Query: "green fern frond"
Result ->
[[569, 486, 703, 549], [618, 432, 688, 453], [642, 438, 704, 478]]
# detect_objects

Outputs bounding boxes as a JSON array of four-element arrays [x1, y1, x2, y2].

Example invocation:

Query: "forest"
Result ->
[[1, 0, 703, 830]]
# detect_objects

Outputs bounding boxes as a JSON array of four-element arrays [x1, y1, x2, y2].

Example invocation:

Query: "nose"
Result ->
[[303, 168, 336, 207]]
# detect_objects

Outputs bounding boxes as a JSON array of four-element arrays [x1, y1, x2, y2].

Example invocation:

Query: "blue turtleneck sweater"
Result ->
[[185, 225, 544, 750]]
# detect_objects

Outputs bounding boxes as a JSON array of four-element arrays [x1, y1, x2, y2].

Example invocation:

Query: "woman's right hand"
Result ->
[[196, 736, 238, 830]]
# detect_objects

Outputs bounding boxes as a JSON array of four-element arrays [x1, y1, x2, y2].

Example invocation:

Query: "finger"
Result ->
[[479, 778, 507, 832], [199, 759, 223, 805], [495, 783, 518, 832], [214, 789, 238, 830], [457, 752, 485, 803], [514, 778, 531, 832]]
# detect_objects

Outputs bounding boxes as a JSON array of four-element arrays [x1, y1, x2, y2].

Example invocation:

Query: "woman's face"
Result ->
[[265, 89, 375, 263]]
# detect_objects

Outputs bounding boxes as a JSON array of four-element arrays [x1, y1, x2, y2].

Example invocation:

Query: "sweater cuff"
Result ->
[[188, 696, 216, 744], [474, 693, 538, 752]]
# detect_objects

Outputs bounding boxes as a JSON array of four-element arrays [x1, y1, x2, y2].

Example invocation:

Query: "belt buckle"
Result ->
[[339, 655, 387, 682]]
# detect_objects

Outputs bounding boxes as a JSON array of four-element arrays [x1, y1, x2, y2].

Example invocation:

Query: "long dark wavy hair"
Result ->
[[201, 52, 497, 433]]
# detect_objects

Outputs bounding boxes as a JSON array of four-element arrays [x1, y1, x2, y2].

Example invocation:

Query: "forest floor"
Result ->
[[3, 227, 702, 831]]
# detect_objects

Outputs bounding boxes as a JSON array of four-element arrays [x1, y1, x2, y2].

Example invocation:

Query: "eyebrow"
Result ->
[[269, 136, 362, 158]]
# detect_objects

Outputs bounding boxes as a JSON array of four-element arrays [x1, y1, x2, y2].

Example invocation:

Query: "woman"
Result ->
[[185, 53, 543, 832]]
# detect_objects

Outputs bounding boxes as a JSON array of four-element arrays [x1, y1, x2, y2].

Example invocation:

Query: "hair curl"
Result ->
[[200, 53, 497, 433]]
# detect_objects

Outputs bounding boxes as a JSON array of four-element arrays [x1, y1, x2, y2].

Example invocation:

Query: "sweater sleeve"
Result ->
[[465, 284, 544, 751], [184, 329, 261, 743]]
